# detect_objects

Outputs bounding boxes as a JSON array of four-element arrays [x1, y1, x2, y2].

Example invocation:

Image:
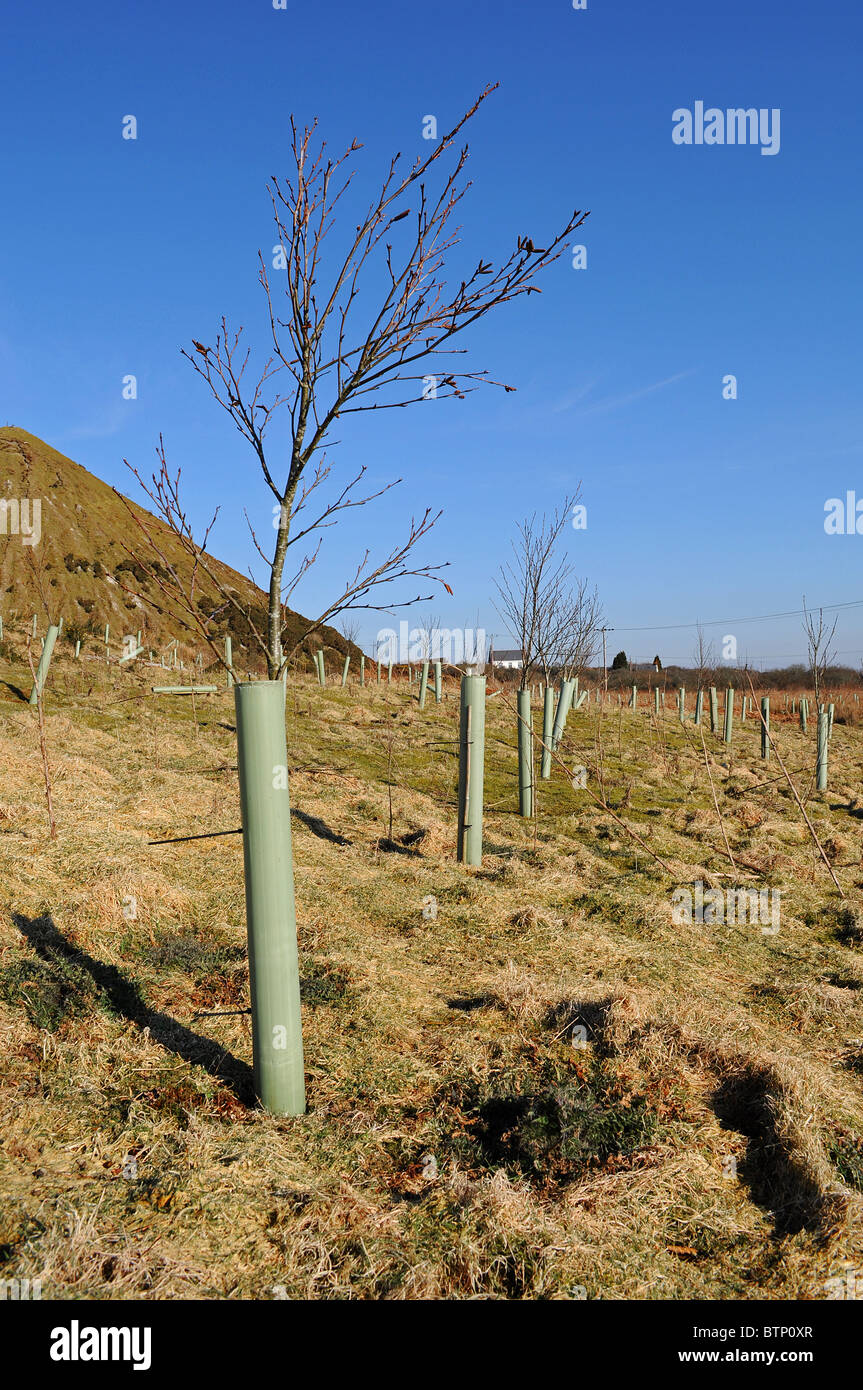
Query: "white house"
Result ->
[[489, 648, 523, 670]]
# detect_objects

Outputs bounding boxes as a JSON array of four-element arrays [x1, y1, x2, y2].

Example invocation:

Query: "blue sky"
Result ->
[[2, 0, 862, 666]]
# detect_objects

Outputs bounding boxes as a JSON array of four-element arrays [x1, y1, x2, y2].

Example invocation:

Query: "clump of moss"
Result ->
[[431, 1049, 656, 1190], [0, 956, 98, 1031]]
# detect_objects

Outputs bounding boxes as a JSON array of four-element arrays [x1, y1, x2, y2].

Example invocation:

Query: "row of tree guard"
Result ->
[[460, 676, 839, 866]]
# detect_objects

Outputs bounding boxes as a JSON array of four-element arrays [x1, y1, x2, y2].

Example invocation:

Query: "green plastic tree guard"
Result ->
[[694, 690, 703, 726], [723, 687, 733, 745], [517, 688, 533, 818], [828, 702, 835, 738], [456, 672, 485, 865], [541, 686, 555, 779], [551, 679, 575, 750], [678, 687, 686, 722], [761, 697, 770, 760], [631, 684, 637, 710], [29, 623, 59, 705], [31, 614, 37, 639], [434, 660, 442, 703], [74, 639, 80, 659], [816, 709, 828, 790], [800, 698, 808, 734], [233, 682, 305, 1115], [225, 635, 234, 688], [341, 653, 350, 688], [316, 651, 325, 687], [709, 687, 718, 734], [654, 687, 660, 716], [419, 659, 429, 709]]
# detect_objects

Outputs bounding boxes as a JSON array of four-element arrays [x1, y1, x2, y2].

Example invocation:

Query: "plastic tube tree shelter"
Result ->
[[540, 686, 555, 779], [457, 666, 486, 863], [235, 682, 305, 1113], [761, 697, 770, 760], [517, 687, 533, 817], [29, 624, 59, 705], [551, 679, 575, 750], [816, 708, 829, 790]]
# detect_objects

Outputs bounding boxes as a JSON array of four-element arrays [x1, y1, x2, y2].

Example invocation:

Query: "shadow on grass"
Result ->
[[1, 681, 29, 703], [711, 1069, 829, 1237], [12, 911, 255, 1106], [291, 807, 351, 846]]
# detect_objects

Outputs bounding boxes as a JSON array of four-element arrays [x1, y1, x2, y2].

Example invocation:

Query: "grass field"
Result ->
[[2, 649, 863, 1300]]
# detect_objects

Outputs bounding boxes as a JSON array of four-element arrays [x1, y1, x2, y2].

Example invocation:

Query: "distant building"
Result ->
[[490, 648, 523, 670]]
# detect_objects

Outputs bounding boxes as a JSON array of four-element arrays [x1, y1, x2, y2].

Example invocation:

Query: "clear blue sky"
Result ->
[[2, 0, 862, 667]]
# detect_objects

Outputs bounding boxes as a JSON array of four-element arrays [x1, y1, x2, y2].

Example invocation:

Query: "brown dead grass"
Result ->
[[1, 652, 863, 1299]]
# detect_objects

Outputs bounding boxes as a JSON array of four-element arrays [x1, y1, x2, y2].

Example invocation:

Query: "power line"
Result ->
[[607, 597, 863, 635]]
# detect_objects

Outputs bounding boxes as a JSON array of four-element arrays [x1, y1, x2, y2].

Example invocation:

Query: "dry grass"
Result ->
[[2, 650, 863, 1300]]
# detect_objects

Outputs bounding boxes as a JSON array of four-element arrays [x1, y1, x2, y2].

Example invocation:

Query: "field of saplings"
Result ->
[[2, 633, 863, 1300]]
